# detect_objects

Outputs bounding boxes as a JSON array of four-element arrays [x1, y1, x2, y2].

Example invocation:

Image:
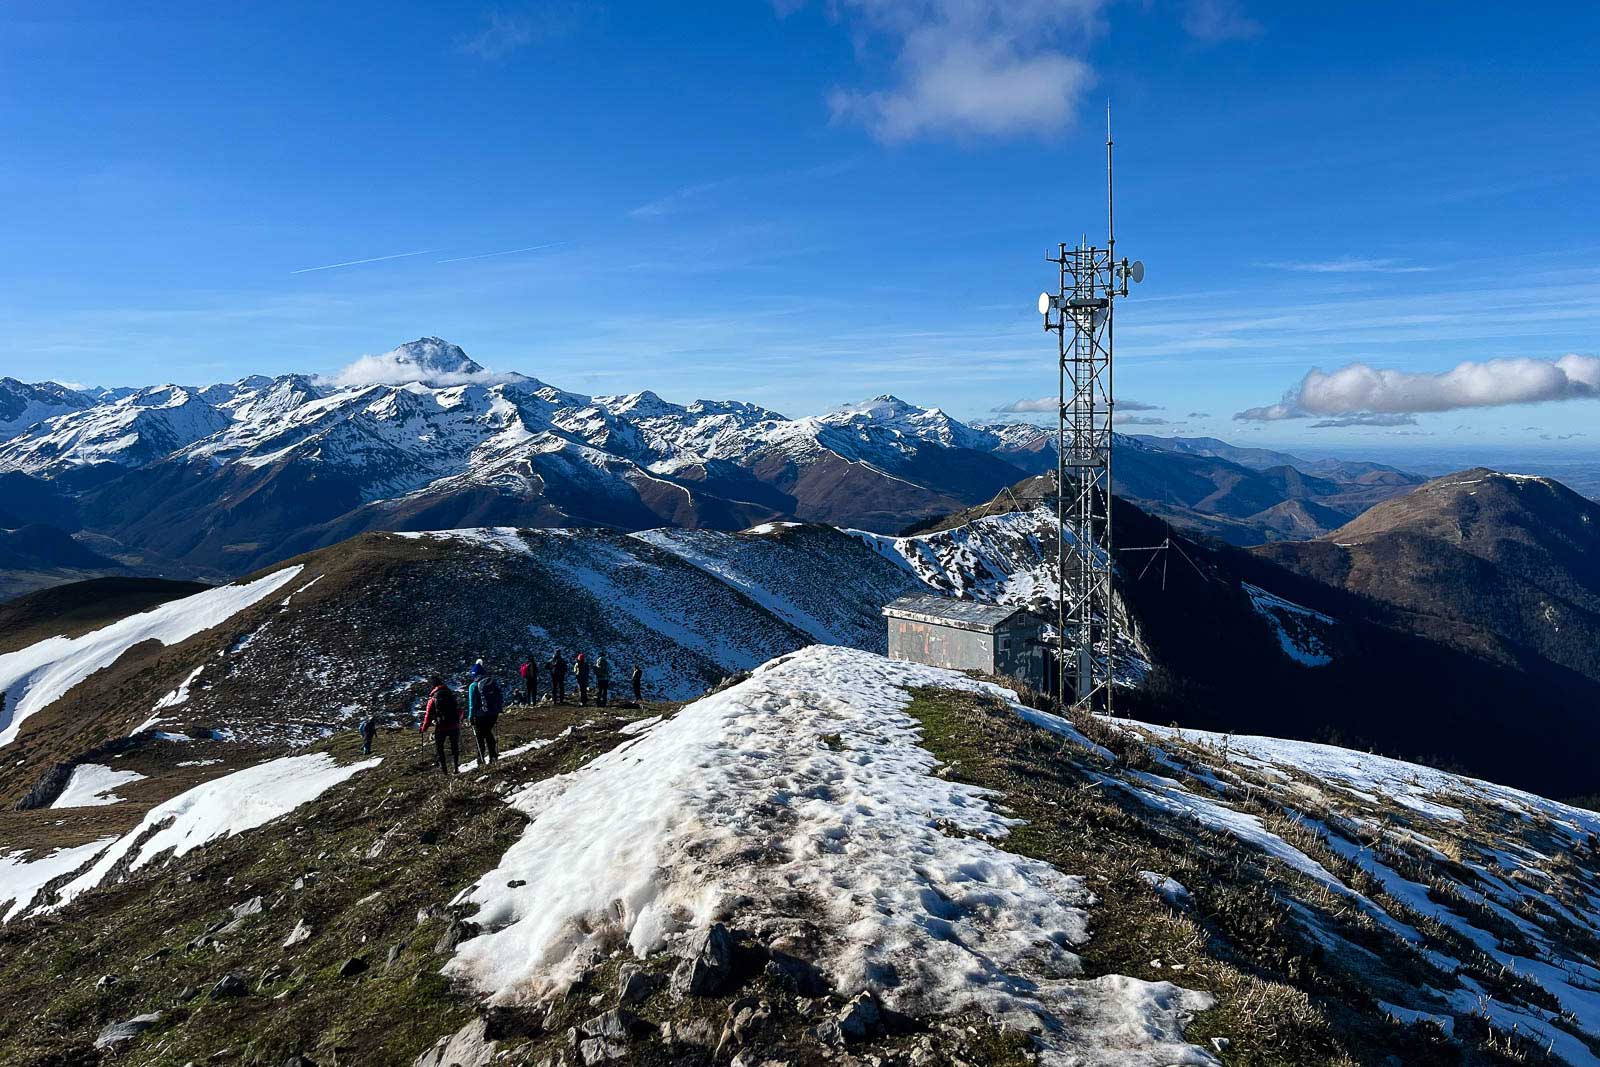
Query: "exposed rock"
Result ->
[[616, 965, 656, 1006], [281, 1055, 318, 1067], [176, 985, 200, 1003], [671, 922, 735, 997], [210, 973, 249, 999], [283, 919, 312, 948], [577, 1008, 653, 1043], [664, 1018, 719, 1048], [412, 1017, 498, 1067], [577, 1038, 626, 1065], [338, 956, 369, 978], [95, 974, 118, 991], [836, 992, 881, 1043], [230, 895, 265, 920], [94, 1012, 162, 1049], [386, 941, 406, 969], [434, 919, 478, 955]]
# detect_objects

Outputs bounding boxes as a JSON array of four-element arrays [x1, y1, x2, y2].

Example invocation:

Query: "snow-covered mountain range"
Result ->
[[0, 339, 1052, 576], [0, 338, 1420, 583]]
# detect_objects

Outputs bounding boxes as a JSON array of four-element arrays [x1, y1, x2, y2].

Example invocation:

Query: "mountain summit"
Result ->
[[328, 337, 490, 387]]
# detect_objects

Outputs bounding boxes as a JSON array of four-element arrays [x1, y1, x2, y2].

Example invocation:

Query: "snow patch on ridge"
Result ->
[[0, 566, 304, 749], [51, 764, 147, 809], [0, 838, 117, 923], [1242, 582, 1334, 667], [446, 646, 1215, 1066], [48, 753, 379, 913]]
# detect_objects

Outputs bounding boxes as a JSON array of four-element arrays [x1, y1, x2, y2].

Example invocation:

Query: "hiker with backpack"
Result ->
[[549, 651, 567, 704], [595, 653, 610, 707], [420, 675, 461, 776], [466, 660, 503, 766], [575, 652, 591, 707], [631, 664, 643, 704], [519, 655, 537, 706], [358, 713, 378, 755]]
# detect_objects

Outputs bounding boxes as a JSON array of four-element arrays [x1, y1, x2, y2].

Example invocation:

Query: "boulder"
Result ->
[[577, 1008, 653, 1043], [836, 992, 881, 1043], [577, 1038, 626, 1065], [210, 973, 249, 999], [94, 1012, 162, 1049], [671, 923, 735, 997], [617, 965, 656, 1006], [338, 956, 369, 978], [283, 919, 312, 948], [412, 1017, 498, 1067]]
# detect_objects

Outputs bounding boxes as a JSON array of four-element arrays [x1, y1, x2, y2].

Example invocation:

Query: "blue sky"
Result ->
[[3, 1, 1598, 451]]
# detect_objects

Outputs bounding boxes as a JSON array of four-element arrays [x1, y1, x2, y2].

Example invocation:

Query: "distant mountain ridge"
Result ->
[[0, 338, 1418, 586], [1260, 467, 1600, 684]]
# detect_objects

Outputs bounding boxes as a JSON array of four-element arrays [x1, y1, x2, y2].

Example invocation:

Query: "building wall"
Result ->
[[887, 616, 1048, 692], [887, 618, 995, 674]]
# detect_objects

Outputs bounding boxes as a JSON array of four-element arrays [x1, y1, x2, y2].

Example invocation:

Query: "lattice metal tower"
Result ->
[[1038, 115, 1142, 713]]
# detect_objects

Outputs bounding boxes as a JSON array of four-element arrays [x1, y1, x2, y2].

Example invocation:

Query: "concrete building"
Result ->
[[882, 594, 1050, 691]]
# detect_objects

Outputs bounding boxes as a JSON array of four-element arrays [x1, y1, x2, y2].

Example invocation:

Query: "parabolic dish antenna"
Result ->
[[1038, 292, 1054, 316]]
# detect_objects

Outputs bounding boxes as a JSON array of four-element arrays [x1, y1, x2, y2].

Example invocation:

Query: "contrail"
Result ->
[[437, 241, 566, 264], [290, 249, 439, 274]]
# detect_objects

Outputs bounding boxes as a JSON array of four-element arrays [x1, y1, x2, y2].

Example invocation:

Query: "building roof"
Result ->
[[881, 594, 1038, 634]]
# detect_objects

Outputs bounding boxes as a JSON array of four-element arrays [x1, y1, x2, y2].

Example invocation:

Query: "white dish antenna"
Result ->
[[1038, 292, 1055, 316]]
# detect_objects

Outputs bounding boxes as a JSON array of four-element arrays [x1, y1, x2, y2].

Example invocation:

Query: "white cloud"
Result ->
[[458, 4, 588, 61], [1260, 256, 1432, 274], [629, 178, 741, 218], [1181, 0, 1261, 43], [1310, 413, 1417, 428], [460, 11, 535, 59], [1235, 354, 1600, 422], [816, 0, 1104, 142], [320, 338, 524, 389]]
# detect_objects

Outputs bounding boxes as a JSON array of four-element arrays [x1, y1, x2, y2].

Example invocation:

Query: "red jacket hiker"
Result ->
[[421, 683, 459, 733], [421, 679, 461, 775]]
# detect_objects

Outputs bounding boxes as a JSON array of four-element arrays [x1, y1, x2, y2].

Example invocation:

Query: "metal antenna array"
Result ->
[[1038, 109, 1143, 714]]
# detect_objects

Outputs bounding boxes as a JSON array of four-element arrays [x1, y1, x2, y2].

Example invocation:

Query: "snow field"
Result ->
[[447, 646, 1216, 1067], [0, 565, 304, 748], [0, 838, 116, 923], [50, 764, 148, 808], [47, 753, 379, 913], [1241, 582, 1334, 667]]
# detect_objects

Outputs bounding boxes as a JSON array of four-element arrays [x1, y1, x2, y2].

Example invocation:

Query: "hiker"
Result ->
[[519, 655, 537, 706], [466, 660, 503, 766], [575, 652, 591, 707], [595, 653, 610, 707], [420, 675, 461, 775], [631, 664, 643, 704], [549, 651, 567, 704], [358, 713, 378, 755]]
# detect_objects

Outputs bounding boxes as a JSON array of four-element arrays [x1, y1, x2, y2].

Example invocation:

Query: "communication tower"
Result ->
[[1037, 110, 1144, 714]]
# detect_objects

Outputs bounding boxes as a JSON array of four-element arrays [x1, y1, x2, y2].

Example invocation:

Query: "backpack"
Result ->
[[483, 677, 504, 718], [434, 686, 458, 727]]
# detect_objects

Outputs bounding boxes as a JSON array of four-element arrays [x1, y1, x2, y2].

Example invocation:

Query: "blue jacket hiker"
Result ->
[[465, 660, 503, 766]]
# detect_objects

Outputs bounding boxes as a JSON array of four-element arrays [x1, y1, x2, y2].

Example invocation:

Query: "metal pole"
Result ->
[[1056, 243, 1067, 711], [1105, 105, 1116, 717]]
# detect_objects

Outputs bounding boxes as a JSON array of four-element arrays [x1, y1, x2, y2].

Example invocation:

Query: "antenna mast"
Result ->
[[1038, 105, 1143, 715]]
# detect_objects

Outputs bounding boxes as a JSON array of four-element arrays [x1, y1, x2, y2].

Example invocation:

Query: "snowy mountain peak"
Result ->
[[833, 394, 918, 420]]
